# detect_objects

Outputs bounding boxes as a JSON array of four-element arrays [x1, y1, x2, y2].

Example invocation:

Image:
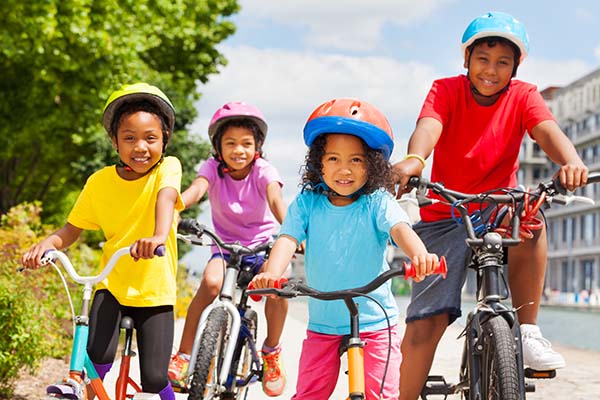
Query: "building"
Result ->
[[519, 68, 600, 306]]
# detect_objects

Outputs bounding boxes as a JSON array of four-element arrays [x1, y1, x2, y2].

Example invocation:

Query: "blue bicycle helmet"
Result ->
[[303, 98, 394, 160], [461, 11, 529, 63]]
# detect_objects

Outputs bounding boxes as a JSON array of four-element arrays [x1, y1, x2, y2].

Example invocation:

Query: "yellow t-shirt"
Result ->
[[68, 156, 184, 307]]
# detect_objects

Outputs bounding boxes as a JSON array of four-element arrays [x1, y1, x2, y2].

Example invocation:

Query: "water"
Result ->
[[396, 296, 600, 351]]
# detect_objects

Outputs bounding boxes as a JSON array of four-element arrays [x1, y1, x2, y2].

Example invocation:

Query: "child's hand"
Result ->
[[557, 162, 588, 192], [130, 236, 165, 261], [392, 159, 424, 198], [250, 271, 282, 289], [21, 241, 54, 270], [410, 253, 440, 282]]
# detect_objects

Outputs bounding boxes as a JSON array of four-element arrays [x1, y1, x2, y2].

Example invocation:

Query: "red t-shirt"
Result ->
[[419, 75, 555, 222]]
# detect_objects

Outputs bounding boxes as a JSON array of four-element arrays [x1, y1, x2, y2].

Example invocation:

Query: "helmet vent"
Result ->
[[350, 105, 360, 116]]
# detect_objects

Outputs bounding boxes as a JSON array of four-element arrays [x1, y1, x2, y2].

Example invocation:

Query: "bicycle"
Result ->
[[175, 218, 274, 400], [247, 258, 447, 400], [25, 245, 165, 400], [407, 172, 600, 400]]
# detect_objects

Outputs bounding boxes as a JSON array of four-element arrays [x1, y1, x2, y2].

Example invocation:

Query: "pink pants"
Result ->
[[291, 326, 401, 400]]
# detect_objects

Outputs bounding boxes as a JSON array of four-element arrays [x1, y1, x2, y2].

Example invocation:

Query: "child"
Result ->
[[22, 82, 184, 399], [251, 98, 441, 400], [392, 12, 588, 400], [168, 101, 288, 397]]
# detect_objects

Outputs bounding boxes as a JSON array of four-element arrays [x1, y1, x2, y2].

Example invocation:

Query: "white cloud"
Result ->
[[518, 57, 593, 89], [194, 45, 441, 200], [595, 46, 600, 64], [240, 0, 455, 51]]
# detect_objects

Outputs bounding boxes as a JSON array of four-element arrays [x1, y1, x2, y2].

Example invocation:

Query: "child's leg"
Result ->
[[291, 330, 342, 400], [177, 257, 226, 354], [263, 296, 288, 347], [87, 289, 122, 368], [362, 325, 401, 400], [399, 314, 448, 400], [135, 305, 175, 395]]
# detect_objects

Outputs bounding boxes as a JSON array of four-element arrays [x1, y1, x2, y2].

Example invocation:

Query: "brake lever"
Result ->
[[551, 194, 595, 206]]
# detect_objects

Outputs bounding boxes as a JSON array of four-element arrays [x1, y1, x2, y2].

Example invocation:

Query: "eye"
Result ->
[[351, 156, 364, 164]]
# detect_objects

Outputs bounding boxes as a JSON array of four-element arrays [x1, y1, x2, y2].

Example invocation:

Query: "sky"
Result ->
[[182, 0, 600, 271]]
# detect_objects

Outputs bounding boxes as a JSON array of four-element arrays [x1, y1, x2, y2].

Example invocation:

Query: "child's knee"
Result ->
[[403, 315, 447, 347]]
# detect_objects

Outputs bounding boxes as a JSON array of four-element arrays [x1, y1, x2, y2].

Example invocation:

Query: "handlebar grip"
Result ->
[[248, 277, 288, 302], [403, 256, 447, 280], [154, 245, 166, 257]]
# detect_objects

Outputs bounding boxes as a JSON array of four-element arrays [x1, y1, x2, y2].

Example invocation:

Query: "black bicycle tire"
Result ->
[[480, 316, 520, 400], [233, 309, 259, 399], [189, 307, 231, 400]]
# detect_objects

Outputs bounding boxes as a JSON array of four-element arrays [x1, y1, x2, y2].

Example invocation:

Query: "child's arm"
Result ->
[[21, 223, 83, 269], [390, 222, 439, 282], [530, 120, 588, 191], [131, 187, 178, 260], [266, 181, 287, 224], [392, 117, 443, 195], [181, 176, 209, 210], [251, 235, 298, 289]]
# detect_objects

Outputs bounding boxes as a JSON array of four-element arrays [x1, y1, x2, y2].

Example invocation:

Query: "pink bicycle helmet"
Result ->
[[208, 102, 268, 146], [304, 98, 394, 160]]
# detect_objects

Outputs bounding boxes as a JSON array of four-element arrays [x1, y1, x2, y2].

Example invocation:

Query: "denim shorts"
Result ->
[[209, 252, 266, 275]]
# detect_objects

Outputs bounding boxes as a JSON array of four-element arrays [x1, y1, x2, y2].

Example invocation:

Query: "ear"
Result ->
[[463, 49, 470, 69], [111, 135, 118, 151]]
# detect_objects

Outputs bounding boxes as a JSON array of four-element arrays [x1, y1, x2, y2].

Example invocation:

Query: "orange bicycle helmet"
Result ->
[[303, 98, 394, 160]]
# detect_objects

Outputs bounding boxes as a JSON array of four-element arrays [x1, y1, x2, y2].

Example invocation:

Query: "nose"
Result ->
[[133, 140, 147, 152]]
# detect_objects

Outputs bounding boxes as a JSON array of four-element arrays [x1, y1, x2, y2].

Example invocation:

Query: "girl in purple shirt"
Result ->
[[168, 102, 288, 397]]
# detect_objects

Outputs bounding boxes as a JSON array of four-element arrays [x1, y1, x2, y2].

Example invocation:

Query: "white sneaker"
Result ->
[[521, 324, 566, 370]]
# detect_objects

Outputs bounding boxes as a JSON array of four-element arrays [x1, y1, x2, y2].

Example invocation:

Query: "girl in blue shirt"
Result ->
[[251, 98, 440, 400]]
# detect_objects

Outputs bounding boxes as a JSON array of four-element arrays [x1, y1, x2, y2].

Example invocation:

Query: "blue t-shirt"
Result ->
[[281, 189, 410, 335]]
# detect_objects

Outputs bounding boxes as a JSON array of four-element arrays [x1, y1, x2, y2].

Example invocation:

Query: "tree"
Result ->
[[0, 0, 237, 219]]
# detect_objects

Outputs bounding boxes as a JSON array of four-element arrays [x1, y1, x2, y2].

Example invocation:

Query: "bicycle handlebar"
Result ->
[[177, 218, 273, 255], [407, 173, 599, 246], [247, 256, 447, 301], [37, 245, 165, 286]]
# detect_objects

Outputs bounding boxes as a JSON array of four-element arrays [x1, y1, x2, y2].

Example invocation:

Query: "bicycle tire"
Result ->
[[232, 309, 259, 399], [189, 307, 231, 400], [479, 316, 520, 400]]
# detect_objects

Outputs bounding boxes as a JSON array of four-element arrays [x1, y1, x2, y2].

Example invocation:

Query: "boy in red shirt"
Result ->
[[393, 12, 588, 400]]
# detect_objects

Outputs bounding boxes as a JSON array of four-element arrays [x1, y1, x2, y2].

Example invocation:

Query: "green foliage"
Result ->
[[0, 203, 98, 397], [0, 0, 237, 217]]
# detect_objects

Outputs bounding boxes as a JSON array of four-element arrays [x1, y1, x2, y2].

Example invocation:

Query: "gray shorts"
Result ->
[[405, 217, 472, 325]]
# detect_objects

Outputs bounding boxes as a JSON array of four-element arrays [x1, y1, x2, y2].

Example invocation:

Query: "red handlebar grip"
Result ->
[[403, 256, 447, 280], [248, 277, 288, 302]]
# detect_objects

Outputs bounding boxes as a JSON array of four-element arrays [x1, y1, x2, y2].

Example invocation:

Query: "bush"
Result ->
[[0, 202, 96, 397]]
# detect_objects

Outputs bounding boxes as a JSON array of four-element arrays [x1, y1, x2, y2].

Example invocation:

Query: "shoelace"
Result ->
[[263, 351, 282, 375], [523, 334, 553, 350]]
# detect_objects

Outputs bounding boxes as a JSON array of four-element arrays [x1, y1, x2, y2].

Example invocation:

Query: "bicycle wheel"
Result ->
[[232, 309, 259, 399], [479, 316, 520, 400], [189, 307, 231, 400]]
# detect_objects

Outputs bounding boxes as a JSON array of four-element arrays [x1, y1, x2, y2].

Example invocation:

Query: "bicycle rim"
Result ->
[[189, 307, 231, 400], [480, 317, 520, 400]]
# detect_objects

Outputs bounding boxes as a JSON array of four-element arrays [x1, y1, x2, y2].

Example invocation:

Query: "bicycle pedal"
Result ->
[[524, 367, 556, 379], [171, 384, 188, 393], [525, 381, 536, 392], [421, 375, 454, 396]]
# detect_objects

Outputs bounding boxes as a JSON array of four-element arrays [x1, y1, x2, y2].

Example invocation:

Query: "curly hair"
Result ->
[[300, 134, 393, 195]]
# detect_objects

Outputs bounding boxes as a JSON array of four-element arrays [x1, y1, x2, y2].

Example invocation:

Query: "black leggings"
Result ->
[[87, 289, 174, 393]]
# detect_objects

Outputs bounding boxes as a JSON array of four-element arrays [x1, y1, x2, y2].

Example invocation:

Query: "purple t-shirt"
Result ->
[[198, 158, 283, 250]]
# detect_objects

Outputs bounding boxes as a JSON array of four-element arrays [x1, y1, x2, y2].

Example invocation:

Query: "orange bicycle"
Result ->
[[248, 258, 447, 400]]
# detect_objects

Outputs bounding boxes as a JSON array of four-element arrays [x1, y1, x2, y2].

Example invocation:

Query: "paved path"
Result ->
[[104, 300, 600, 399]]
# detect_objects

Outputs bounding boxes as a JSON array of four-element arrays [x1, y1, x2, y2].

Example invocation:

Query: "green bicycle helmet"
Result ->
[[102, 82, 176, 137]]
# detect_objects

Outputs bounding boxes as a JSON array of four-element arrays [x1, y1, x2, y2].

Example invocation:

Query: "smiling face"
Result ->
[[321, 134, 368, 206], [465, 41, 516, 104], [219, 126, 257, 179], [112, 111, 164, 179]]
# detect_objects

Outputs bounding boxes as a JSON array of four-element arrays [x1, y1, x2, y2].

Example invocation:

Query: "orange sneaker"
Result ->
[[261, 346, 286, 397], [168, 352, 190, 388]]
